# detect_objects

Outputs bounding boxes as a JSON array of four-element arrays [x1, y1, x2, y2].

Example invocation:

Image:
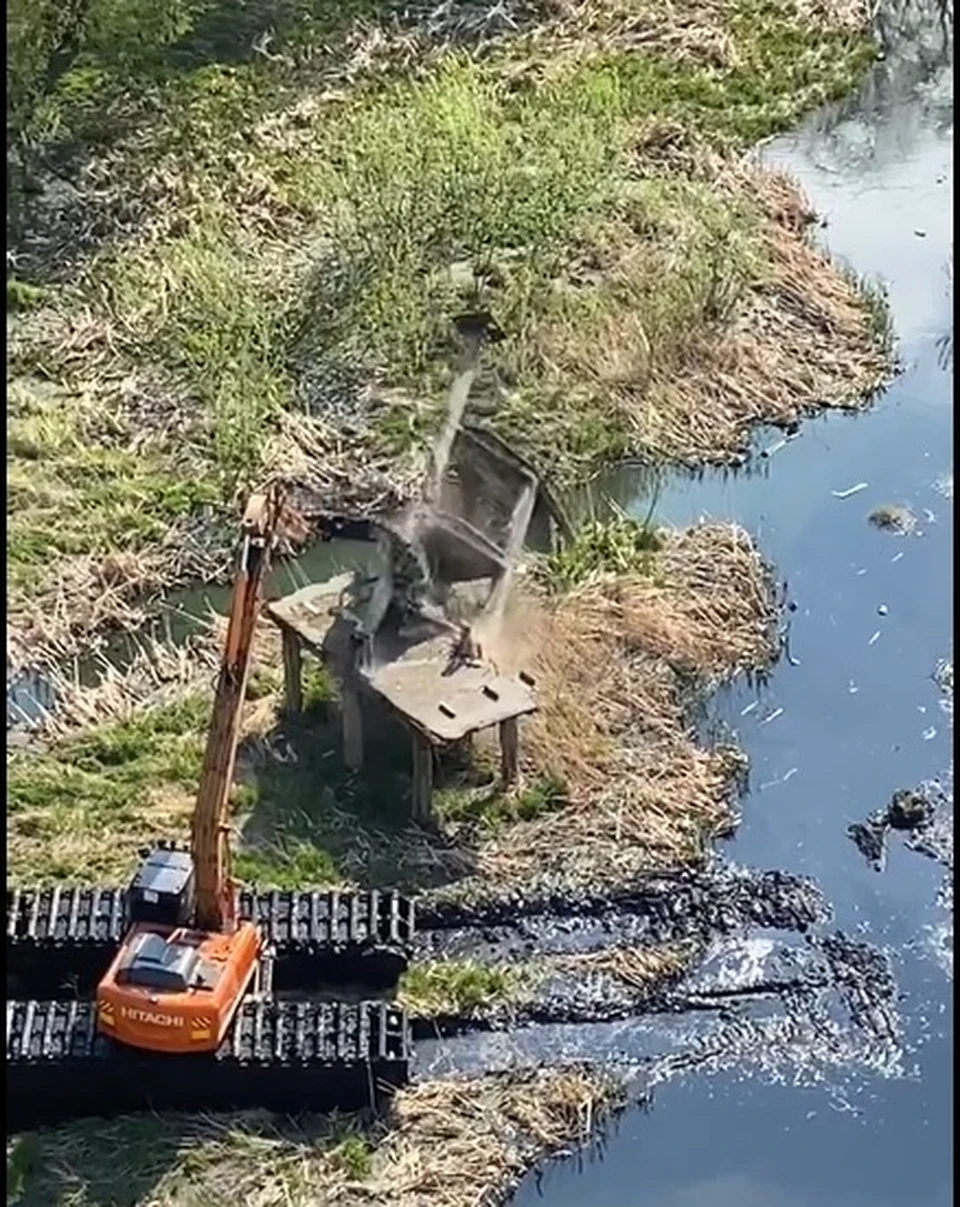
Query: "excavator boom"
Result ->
[[192, 489, 286, 933]]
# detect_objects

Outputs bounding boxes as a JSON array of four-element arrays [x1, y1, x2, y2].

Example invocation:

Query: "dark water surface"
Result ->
[[510, 4, 954, 1205]]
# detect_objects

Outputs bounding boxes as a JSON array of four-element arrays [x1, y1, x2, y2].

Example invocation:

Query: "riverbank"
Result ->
[[7, 519, 775, 888], [6, 0, 889, 674], [6, 1067, 625, 1207]]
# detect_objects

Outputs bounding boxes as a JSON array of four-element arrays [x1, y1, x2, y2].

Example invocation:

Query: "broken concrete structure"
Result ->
[[267, 339, 555, 820]]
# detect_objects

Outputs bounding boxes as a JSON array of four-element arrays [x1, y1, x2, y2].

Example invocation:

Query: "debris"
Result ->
[[760, 433, 798, 458], [832, 482, 868, 500], [848, 787, 938, 872], [868, 504, 917, 535], [877, 604, 888, 616], [914, 228, 927, 237], [759, 706, 783, 725], [886, 789, 933, 832], [761, 766, 799, 790], [848, 820, 886, 870], [868, 630, 881, 646]]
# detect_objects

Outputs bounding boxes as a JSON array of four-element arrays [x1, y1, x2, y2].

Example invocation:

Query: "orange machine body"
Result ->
[[97, 920, 261, 1054], [94, 486, 297, 1057]]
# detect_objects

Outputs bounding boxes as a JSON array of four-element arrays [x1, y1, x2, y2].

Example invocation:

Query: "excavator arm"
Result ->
[[191, 487, 288, 933]]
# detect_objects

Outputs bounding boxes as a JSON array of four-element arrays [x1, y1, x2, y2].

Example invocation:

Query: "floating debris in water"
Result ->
[[933, 659, 953, 721], [832, 482, 868, 500], [759, 706, 784, 725], [933, 472, 953, 500], [760, 433, 799, 459], [848, 820, 887, 871], [760, 767, 799, 791], [868, 630, 881, 645], [877, 604, 889, 616], [868, 504, 918, 535], [849, 787, 942, 874]]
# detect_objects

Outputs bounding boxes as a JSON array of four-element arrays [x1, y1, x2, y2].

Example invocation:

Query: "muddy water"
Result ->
[[504, 4, 954, 1205]]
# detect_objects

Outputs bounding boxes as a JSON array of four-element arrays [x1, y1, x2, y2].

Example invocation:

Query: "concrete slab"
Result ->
[[265, 573, 355, 649], [362, 634, 536, 743]]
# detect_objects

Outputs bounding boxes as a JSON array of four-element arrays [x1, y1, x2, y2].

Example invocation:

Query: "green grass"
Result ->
[[398, 958, 526, 1017], [540, 512, 664, 592], [434, 772, 568, 832], [233, 839, 339, 889], [7, 697, 209, 882], [5, 1108, 378, 1207], [6, 0, 879, 625]]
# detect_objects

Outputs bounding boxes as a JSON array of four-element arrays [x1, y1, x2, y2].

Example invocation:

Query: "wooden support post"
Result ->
[[499, 716, 519, 789], [411, 732, 434, 822], [281, 628, 303, 714], [341, 682, 364, 771]]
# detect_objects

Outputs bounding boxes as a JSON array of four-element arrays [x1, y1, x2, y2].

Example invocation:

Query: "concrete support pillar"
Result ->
[[341, 682, 364, 771], [281, 628, 303, 714], [499, 716, 519, 789], [411, 733, 434, 823]]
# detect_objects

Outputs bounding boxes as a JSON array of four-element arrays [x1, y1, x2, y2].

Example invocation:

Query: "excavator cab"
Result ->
[[96, 846, 261, 1053], [95, 487, 293, 1056]]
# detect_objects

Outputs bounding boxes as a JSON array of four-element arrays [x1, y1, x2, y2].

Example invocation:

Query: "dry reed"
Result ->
[[477, 522, 775, 883]]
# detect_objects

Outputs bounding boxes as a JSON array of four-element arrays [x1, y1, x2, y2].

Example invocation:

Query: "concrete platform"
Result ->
[[265, 573, 355, 649], [265, 575, 538, 821], [362, 633, 536, 744]]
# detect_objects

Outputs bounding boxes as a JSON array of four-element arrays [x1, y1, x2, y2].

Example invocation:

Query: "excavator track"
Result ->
[[7, 887, 416, 997], [7, 997, 411, 1132]]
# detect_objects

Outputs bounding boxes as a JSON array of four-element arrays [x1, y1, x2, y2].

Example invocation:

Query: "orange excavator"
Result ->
[[95, 485, 299, 1054]]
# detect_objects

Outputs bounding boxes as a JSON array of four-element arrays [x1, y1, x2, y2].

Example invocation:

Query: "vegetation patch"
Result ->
[[546, 940, 701, 995], [868, 503, 918, 534], [400, 941, 700, 1021], [6, 1067, 623, 1207], [7, 695, 209, 882], [454, 519, 776, 889], [6, 0, 888, 672], [399, 959, 528, 1018]]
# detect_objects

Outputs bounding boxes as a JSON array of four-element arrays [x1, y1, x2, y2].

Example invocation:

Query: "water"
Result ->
[[4, 538, 384, 729], [509, 4, 953, 1204]]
